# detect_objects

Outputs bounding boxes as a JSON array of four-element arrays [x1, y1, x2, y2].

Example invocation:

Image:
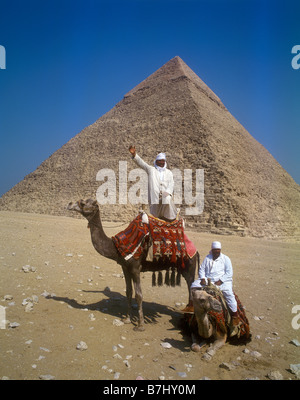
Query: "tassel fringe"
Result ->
[[158, 271, 163, 286], [151, 270, 182, 287]]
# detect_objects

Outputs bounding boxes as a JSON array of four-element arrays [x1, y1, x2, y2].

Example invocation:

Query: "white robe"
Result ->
[[133, 153, 177, 220], [191, 252, 237, 312]]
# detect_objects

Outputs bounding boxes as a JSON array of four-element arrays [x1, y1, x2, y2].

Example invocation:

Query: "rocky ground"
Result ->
[[0, 211, 299, 381]]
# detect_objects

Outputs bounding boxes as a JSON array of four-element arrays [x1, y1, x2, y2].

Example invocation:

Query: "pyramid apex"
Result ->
[[124, 56, 224, 107]]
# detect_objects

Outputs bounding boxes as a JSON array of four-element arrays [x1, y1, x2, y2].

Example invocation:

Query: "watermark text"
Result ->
[[0, 306, 6, 329], [0, 45, 6, 69], [292, 305, 300, 330], [96, 161, 204, 216], [291, 45, 300, 70]]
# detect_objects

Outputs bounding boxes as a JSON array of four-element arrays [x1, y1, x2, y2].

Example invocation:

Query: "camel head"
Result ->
[[192, 288, 222, 313], [67, 199, 99, 219]]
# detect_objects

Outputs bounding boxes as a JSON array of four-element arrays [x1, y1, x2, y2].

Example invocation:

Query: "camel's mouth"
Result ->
[[67, 201, 83, 213], [67, 199, 98, 214]]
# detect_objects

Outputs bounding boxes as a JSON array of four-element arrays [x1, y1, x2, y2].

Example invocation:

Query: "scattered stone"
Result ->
[[160, 342, 172, 349], [289, 363, 300, 377], [136, 376, 145, 380], [185, 363, 192, 371], [22, 265, 36, 273], [112, 319, 124, 326], [39, 374, 55, 380], [175, 302, 183, 308], [89, 313, 96, 321], [40, 347, 51, 353], [114, 372, 121, 380], [25, 302, 34, 313], [250, 351, 262, 358], [22, 296, 38, 308], [76, 341, 88, 351], [9, 322, 20, 328], [4, 295, 13, 301], [32, 295, 39, 303], [290, 339, 300, 347], [243, 348, 250, 354], [219, 362, 235, 371], [177, 372, 187, 378], [267, 370, 283, 380]]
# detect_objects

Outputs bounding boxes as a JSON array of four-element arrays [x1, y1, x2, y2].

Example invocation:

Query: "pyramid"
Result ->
[[1, 56, 299, 239]]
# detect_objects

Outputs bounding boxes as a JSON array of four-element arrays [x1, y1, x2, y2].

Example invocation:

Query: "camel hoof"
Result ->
[[191, 343, 201, 353], [202, 352, 212, 361], [133, 325, 145, 332]]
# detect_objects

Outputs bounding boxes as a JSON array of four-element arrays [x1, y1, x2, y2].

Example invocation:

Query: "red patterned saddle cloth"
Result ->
[[186, 291, 251, 340], [207, 293, 251, 339], [112, 213, 197, 264]]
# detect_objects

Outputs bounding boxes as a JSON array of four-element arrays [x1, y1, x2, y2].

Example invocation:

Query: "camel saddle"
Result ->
[[112, 212, 197, 266], [186, 284, 251, 340]]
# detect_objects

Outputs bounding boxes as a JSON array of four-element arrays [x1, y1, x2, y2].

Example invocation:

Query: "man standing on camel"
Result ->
[[129, 145, 178, 221]]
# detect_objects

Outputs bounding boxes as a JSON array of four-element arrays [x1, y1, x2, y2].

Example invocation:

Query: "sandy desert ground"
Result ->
[[0, 211, 299, 381]]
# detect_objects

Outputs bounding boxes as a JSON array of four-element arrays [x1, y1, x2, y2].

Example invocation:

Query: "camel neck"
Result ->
[[88, 209, 118, 261]]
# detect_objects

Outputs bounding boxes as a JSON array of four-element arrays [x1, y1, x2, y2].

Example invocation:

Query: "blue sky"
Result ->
[[0, 0, 299, 197]]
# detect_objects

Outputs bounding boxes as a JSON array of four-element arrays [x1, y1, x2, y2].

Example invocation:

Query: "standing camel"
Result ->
[[67, 199, 198, 331]]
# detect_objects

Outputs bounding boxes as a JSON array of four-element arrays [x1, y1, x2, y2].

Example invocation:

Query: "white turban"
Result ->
[[155, 152, 166, 161], [154, 152, 167, 172], [211, 241, 221, 249]]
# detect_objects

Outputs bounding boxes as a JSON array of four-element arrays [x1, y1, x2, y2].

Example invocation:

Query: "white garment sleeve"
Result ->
[[164, 170, 174, 196], [220, 255, 233, 283], [133, 154, 152, 174]]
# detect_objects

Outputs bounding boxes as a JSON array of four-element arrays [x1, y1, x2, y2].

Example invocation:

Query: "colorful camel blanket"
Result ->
[[207, 293, 251, 339], [186, 290, 250, 340], [112, 214, 149, 261], [112, 213, 196, 264]]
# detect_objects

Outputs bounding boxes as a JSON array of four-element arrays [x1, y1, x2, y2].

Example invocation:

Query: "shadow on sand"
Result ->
[[46, 287, 192, 352]]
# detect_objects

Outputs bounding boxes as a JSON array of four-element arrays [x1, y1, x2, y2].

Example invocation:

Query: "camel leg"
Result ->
[[121, 267, 133, 324], [132, 274, 144, 331], [191, 333, 206, 353], [202, 333, 227, 361]]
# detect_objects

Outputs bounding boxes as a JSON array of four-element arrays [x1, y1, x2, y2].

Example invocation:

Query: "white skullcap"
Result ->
[[211, 241, 221, 249], [155, 152, 166, 161]]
